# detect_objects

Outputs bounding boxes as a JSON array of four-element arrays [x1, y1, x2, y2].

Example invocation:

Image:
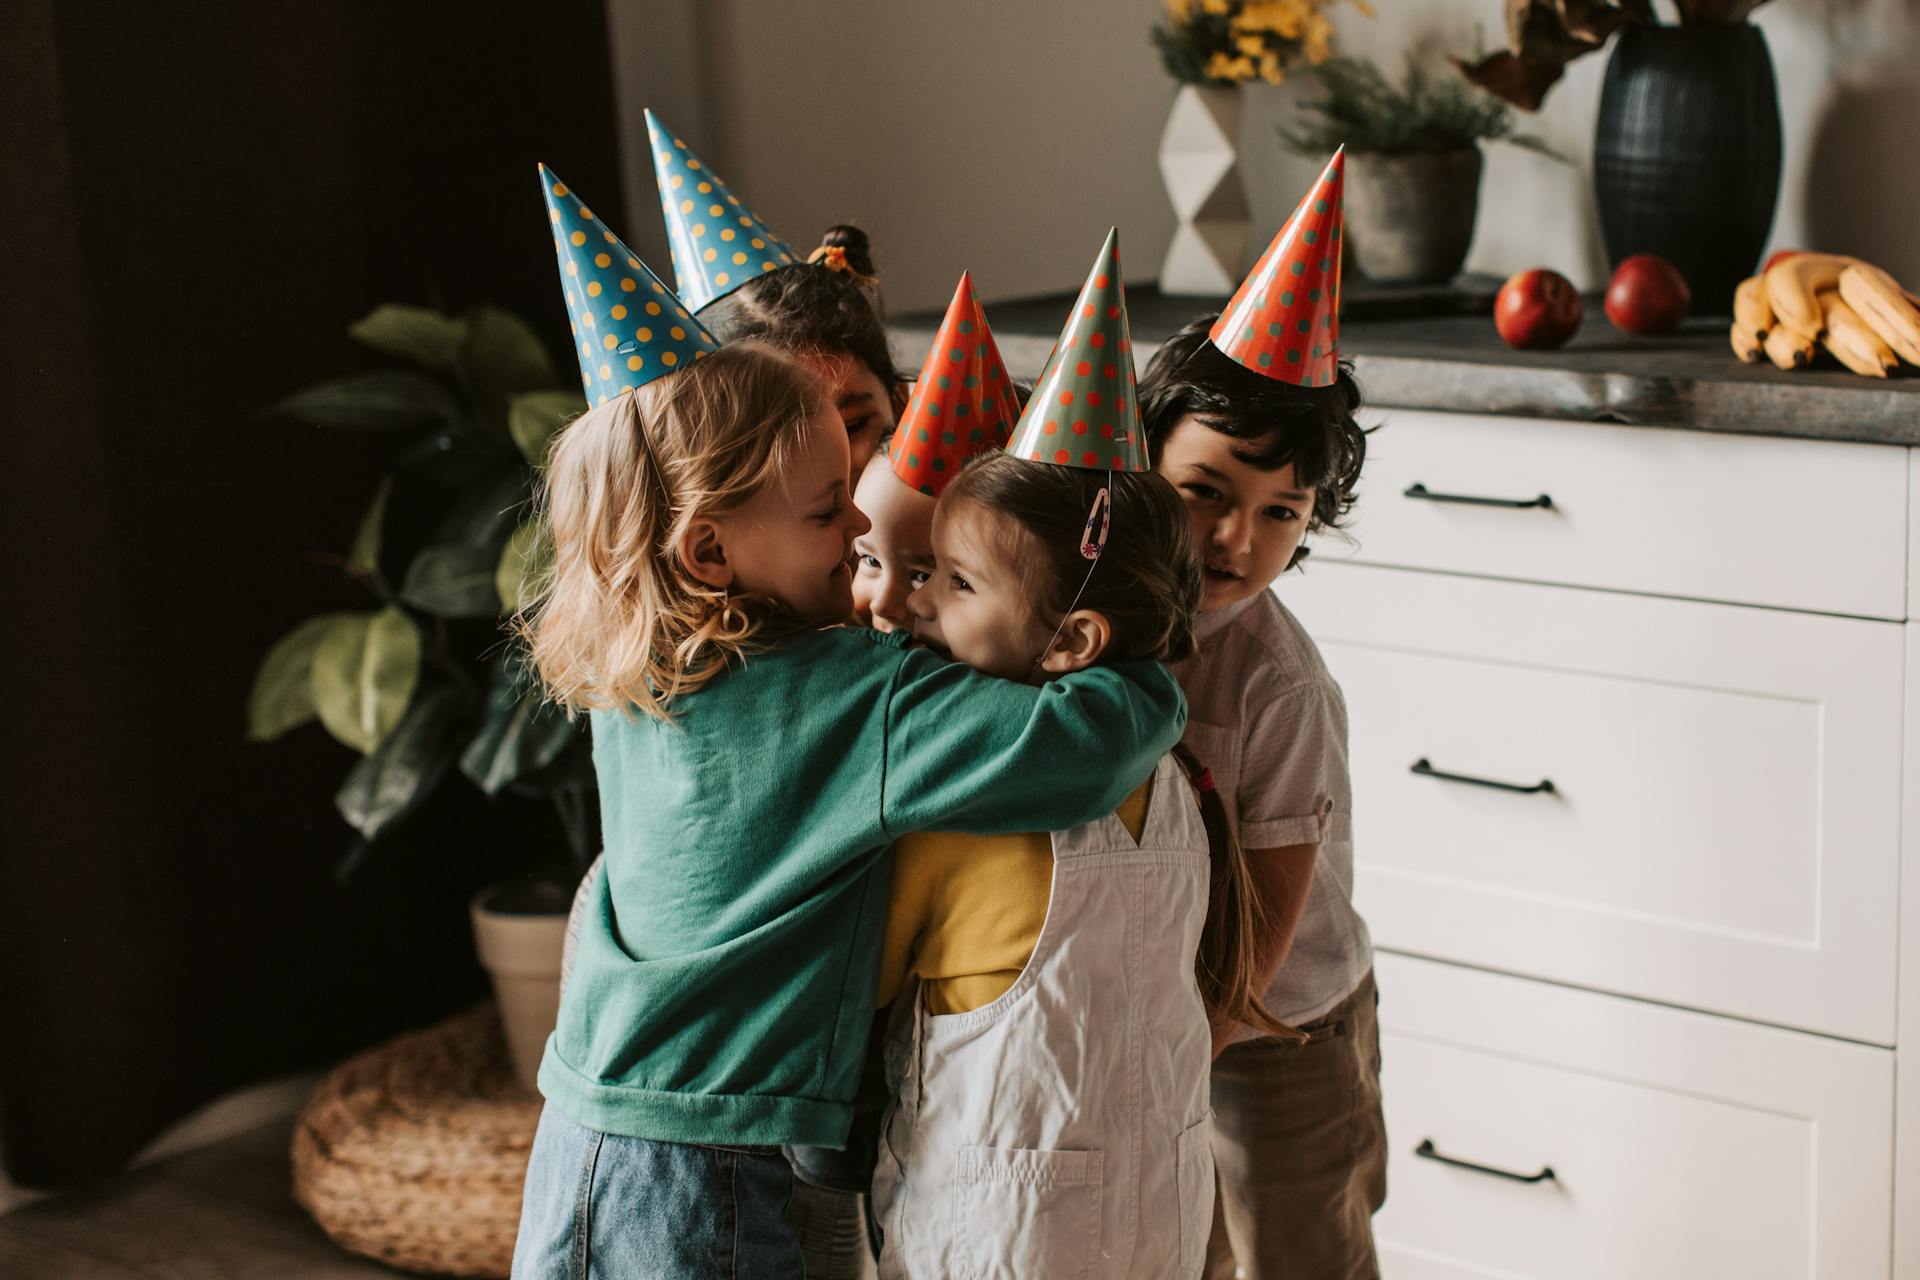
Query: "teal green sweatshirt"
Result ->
[[539, 627, 1186, 1147]]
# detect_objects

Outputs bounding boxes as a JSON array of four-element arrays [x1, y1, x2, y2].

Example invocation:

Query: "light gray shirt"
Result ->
[[1170, 588, 1372, 1026]]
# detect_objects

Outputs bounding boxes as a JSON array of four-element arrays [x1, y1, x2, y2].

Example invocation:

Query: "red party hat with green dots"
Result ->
[[1006, 229, 1147, 473], [1210, 148, 1344, 387], [890, 274, 1022, 498]]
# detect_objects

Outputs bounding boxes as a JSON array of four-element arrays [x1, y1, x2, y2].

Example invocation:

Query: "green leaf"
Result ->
[[495, 521, 552, 614], [266, 369, 459, 431], [396, 464, 529, 617], [335, 685, 475, 840], [398, 544, 501, 617], [310, 607, 422, 754], [508, 389, 587, 466], [463, 304, 558, 441], [349, 477, 392, 576], [347, 305, 468, 373], [460, 657, 579, 796], [247, 613, 358, 742]]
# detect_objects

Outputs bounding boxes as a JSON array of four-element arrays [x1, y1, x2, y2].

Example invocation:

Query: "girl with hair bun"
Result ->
[[704, 223, 905, 480], [644, 112, 905, 479]]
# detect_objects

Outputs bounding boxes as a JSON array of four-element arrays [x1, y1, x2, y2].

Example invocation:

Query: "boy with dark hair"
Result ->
[[1141, 150, 1386, 1280]]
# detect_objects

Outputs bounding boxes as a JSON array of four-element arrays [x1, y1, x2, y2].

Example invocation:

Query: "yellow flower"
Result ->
[[1205, 50, 1257, 81], [1235, 33, 1266, 56], [1201, 0, 1230, 14], [1354, 0, 1375, 15], [1303, 13, 1332, 62], [1236, 0, 1307, 38], [1259, 51, 1285, 83], [1164, 0, 1196, 21]]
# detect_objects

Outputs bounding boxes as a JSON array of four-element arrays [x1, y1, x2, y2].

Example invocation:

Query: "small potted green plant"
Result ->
[[1281, 55, 1561, 283], [248, 302, 589, 1090]]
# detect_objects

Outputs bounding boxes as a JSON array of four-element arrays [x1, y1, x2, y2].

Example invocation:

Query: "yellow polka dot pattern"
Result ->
[[539, 163, 718, 405], [643, 108, 797, 314]]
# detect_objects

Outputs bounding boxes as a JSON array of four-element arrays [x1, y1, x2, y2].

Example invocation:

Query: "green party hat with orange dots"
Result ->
[[540, 165, 718, 406], [1210, 147, 1344, 387], [1005, 229, 1147, 474], [644, 109, 799, 313], [890, 273, 1022, 498]]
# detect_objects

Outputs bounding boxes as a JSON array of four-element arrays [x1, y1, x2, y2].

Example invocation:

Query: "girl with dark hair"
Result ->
[[703, 225, 906, 480], [646, 110, 907, 479]]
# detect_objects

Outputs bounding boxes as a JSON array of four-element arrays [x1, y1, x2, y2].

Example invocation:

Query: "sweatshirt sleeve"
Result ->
[[878, 652, 1187, 838]]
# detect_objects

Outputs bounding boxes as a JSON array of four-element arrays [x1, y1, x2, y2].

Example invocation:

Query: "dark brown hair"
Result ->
[[944, 453, 1199, 663], [700, 224, 902, 396], [944, 453, 1294, 1042], [1140, 315, 1367, 534]]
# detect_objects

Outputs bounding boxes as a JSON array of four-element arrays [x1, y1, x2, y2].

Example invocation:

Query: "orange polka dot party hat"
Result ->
[[540, 165, 718, 405], [1004, 229, 1148, 474], [889, 273, 1022, 498], [1210, 147, 1344, 388], [644, 109, 799, 314]]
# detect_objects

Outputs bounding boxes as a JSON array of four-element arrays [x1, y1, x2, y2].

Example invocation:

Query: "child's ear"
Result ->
[[1038, 610, 1112, 675], [676, 518, 734, 589]]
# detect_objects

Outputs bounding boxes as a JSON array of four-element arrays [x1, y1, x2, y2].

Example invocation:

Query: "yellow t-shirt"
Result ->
[[877, 780, 1153, 1015]]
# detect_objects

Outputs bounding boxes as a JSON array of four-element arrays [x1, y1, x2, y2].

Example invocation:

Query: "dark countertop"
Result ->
[[890, 287, 1920, 447]]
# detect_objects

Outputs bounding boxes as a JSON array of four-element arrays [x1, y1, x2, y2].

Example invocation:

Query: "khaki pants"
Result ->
[[1206, 970, 1387, 1280]]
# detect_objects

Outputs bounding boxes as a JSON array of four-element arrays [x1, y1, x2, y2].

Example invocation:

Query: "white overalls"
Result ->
[[870, 753, 1216, 1279]]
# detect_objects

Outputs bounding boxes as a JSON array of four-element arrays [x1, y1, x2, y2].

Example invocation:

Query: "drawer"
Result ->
[[1319, 410, 1908, 619], [1373, 954, 1893, 1280], [1282, 566, 1903, 1043]]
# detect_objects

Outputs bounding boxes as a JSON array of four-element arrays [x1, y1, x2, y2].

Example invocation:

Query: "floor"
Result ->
[[0, 1114, 417, 1279]]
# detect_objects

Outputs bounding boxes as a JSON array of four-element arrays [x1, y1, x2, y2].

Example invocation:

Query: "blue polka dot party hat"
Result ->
[[539, 164, 718, 406], [1210, 147, 1344, 387], [644, 109, 800, 313], [1005, 229, 1149, 474]]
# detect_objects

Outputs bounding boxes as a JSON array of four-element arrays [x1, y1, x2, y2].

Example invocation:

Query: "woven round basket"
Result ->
[[291, 1004, 541, 1278]]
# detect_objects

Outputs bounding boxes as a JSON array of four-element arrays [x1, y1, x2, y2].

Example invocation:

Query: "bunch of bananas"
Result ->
[[1730, 253, 1920, 378]]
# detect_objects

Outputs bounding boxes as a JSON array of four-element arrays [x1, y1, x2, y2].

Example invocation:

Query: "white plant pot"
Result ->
[[1158, 84, 1250, 296], [471, 881, 572, 1094]]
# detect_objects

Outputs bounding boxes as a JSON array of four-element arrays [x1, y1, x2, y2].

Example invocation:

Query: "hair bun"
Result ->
[[817, 224, 876, 279]]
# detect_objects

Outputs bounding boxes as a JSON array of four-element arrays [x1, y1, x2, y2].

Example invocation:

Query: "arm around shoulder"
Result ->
[[881, 652, 1186, 838]]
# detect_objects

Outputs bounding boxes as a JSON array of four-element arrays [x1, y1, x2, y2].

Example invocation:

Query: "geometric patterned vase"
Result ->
[[1157, 84, 1251, 296]]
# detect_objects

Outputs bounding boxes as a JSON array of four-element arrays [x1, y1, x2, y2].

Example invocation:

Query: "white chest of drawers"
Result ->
[[1280, 409, 1913, 1279]]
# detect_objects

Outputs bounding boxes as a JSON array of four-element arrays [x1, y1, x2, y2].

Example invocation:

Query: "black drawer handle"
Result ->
[[1411, 758, 1556, 796], [1405, 482, 1554, 510], [1415, 1139, 1557, 1184]]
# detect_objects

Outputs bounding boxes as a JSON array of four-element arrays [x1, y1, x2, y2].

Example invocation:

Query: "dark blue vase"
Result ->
[[1593, 23, 1782, 315]]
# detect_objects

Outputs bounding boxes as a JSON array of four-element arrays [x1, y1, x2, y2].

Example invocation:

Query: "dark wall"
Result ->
[[1, 0, 624, 1185]]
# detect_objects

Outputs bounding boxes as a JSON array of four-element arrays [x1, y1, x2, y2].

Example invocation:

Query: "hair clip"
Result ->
[[1080, 485, 1111, 561], [1194, 768, 1216, 793], [807, 243, 879, 288]]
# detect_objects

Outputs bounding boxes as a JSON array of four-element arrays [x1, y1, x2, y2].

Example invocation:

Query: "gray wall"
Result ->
[[608, 0, 1920, 312]]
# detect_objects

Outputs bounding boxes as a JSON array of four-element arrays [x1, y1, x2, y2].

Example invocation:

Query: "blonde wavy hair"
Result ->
[[519, 342, 827, 721]]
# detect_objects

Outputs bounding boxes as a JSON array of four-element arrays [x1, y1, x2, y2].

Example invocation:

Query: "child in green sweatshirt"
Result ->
[[507, 281, 1184, 1274]]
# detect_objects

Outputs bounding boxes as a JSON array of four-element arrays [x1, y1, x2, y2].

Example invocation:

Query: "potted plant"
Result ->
[[247, 302, 591, 1091], [1149, 0, 1367, 295], [1281, 55, 1563, 284], [1459, 0, 1782, 307]]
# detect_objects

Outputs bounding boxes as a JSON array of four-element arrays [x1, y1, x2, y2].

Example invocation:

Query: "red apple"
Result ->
[[1605, 254, 1691, 334], [1763, 249, 1802, 273], [1495, 269, 1584, 350]]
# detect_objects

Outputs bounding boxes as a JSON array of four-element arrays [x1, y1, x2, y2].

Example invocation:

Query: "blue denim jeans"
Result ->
[[512, 1105, 805, 1279]]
